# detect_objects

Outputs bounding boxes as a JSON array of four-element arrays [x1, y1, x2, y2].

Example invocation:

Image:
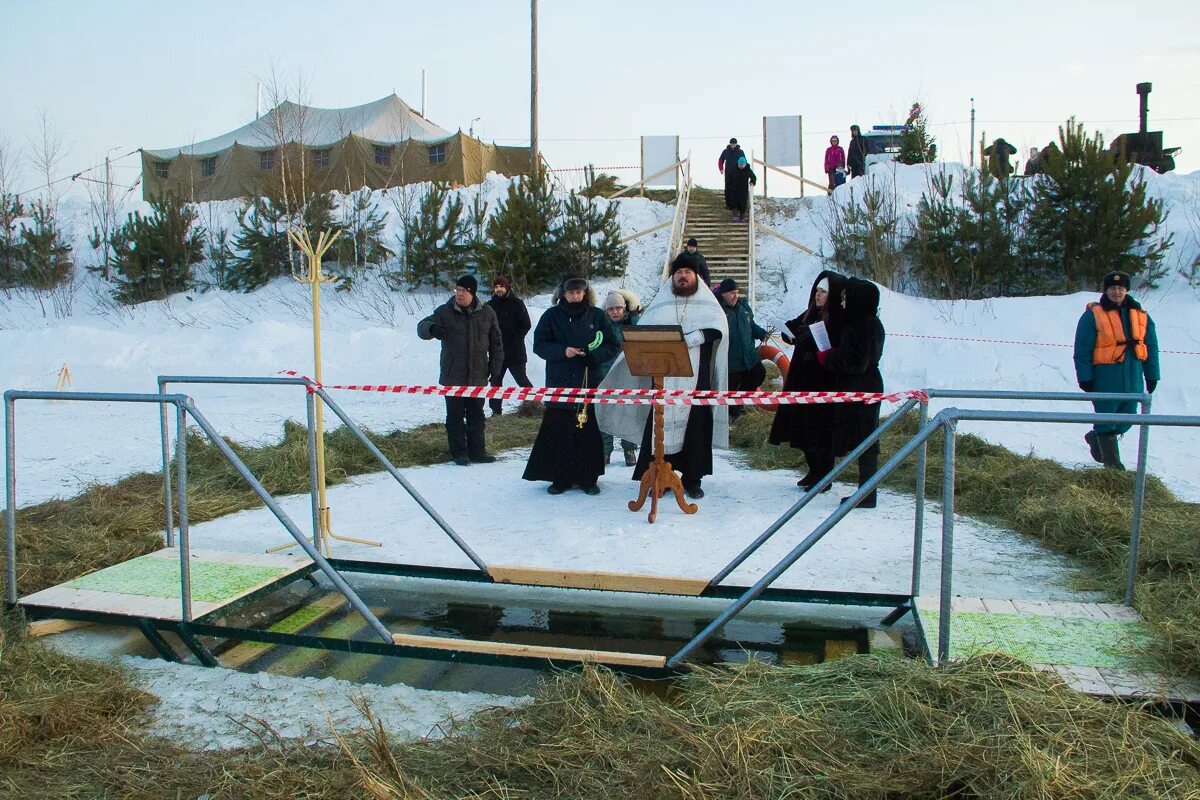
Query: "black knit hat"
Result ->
[[1103, 271, 1131, 290], [715, 278, 738, 295], [456, 274, 478, 295], [686, 237, 699, 247], [729, 137, 738, 145]]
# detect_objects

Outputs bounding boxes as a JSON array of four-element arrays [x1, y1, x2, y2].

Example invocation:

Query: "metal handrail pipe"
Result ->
[[312, 387, 488, 572], [708, 398, 920, 586], [943, 409, 1197, 427], [156, 375, 313, 549], [5, 391, 189, 605], [669, 409, 950, 667], [181, 399, 393, 643], [927, 388, 1148, 404]]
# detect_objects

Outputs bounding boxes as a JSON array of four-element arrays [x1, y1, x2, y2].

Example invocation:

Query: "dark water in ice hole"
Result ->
[[204, 580, 869, 696]]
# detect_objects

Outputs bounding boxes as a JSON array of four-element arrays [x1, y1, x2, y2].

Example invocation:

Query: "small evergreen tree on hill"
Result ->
[[556, 192, 628, 280], [899, 102, 937, 165], [103, 193, 205, 304], [1024, 118, 1171, 291], [0, 192, 25, 288], [226, 192, 339, 291], [399, 183, 472, 289], [16, 201, 74, 289], [481, 170, 562, 291], [333, 189, 392, 291]]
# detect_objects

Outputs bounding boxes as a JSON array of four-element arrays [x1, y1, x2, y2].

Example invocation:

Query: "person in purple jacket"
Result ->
[[824, 135, 846, 191]]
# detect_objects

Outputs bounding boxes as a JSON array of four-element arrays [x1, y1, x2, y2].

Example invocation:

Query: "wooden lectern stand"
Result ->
[[622, 325, 698, 523]]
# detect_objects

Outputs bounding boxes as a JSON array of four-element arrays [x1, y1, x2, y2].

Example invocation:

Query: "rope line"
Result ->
[[889, 332, 1200, 356]]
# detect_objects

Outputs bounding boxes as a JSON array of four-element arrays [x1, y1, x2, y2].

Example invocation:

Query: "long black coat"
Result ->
[[532, 300, 619, 408], [728, 163, 757, 213], [823, 279, 885, 457], [768, 270, 848, 451], [417, 298, 504, 386], [486, 292, 532, 365]]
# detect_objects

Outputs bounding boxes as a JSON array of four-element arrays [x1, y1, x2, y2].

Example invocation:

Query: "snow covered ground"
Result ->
[[9, 165, 1200, 747]]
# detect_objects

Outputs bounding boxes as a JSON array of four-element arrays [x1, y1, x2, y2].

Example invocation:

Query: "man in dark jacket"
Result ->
[[1073, 270, 1160, 470], [522, 276, 619, 495], [417, 275, 504, 466], [817, 278, 885, 509], [715, 277, 768, 421], [485, 275, 533, 416], [718, 138, 743, 210], [847, 125, 867, 179]]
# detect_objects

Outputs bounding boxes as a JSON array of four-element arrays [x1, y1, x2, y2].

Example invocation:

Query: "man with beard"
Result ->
[[417, 275, 504, 466], [522, 276, 620, 495], [598, 259, 729, 499], [485, 275, 533, 416]]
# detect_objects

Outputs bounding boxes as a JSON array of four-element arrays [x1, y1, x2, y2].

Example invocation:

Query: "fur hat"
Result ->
[[1103, 271, 1131, 290], [456, 275, 478, 295]]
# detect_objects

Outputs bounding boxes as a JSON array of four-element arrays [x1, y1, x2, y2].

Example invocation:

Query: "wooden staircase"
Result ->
[[682, 188, 751, 289]]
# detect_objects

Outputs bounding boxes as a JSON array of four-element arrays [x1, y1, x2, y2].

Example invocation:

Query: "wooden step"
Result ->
[[390, 632, 669, 668], [488, 565, 708, 596]]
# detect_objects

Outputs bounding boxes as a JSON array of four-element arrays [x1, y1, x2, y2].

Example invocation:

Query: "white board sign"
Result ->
[[641, 135, 679, 187], [764, 116, 802, 167]]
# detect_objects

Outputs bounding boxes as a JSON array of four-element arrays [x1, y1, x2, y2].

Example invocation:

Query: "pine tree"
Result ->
[[580, 165, 622, 199], [17, 201, 73, 289], [1024, 119, 1171, 291], [0, 192, 24, 288], [480, 170, 562, 291], [400, 183, 471, 289], [226, 192, 340, 291], [333, 189, 392, 290], [104, 193, 206, 304], [899, 102, 938, 165], [557, 192, 628, 279]]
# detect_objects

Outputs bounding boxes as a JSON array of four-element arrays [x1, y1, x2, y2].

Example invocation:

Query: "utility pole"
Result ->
[[421, 69, 427, 117], [103, 153, 113, 280], [530, 0, 539, 178], [969, 98, 976, 168]]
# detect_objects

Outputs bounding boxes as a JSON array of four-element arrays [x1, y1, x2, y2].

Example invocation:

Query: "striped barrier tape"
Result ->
[[279, 371, 925, 406]]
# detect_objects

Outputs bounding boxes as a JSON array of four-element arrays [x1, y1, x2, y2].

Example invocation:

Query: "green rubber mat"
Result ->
[[67, 555, 290, 603], [921, 609, 1156, 670]]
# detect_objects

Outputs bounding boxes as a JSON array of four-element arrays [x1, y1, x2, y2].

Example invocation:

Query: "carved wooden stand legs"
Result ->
[[628, 377, 698, 523]]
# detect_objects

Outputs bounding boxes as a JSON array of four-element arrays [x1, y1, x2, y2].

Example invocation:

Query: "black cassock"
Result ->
[[631, 331, 719, 486]]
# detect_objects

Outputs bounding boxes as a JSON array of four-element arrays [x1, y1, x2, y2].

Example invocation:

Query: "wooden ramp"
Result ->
[[391, 632, 668, 669], [683, 188, 751, 288], [19, 548, 313, 622], [916, 596, 1200, 703]]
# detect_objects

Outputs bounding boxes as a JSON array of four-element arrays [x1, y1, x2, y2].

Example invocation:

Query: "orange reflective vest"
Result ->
[[1087, 302, 1148, 364]]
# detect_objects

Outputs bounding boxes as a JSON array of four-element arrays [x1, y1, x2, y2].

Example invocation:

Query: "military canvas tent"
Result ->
[[140, 94, 531, 202]]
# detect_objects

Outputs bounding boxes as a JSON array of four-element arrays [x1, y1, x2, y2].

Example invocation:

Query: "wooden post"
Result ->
[[628, 376, 696, 524], [762, 117, 768, 199], [799, 115, 805, 198], [530, 0, 539, 180]]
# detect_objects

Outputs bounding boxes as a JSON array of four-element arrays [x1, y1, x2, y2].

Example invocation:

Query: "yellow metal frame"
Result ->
[[267, 227, 381, 556]]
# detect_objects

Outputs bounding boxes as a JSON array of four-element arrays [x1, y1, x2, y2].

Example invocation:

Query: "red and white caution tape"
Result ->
[[279, 371, 924, 406]]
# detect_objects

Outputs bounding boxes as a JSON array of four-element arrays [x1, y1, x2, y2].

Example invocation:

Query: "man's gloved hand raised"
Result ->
[[1078, 380, 1094, 392], [429, 323, 445, 340], [1146, 379, 1158, 394]]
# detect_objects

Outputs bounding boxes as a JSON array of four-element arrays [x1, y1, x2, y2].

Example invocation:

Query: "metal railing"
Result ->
[[3, 388, 392, 643], [156, 375, 486, 571], [747, 150, 757, 309], [667, 388, 1180, 668]]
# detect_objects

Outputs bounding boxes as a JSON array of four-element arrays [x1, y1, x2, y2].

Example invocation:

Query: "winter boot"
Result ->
[[1097, 433, 1126, 470], [623, 445, 638, 467], [1084, 430, 1103, 464]]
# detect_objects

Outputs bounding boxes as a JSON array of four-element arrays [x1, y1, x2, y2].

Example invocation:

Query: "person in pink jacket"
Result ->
[[824, 135, 846, 191]]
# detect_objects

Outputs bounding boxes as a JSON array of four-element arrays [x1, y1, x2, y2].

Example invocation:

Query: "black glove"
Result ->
[[1146, 379, 1158, 394], [1078, 380, 1094, 392], [781, 332, 795, 346], [429, 323, 444, 340]]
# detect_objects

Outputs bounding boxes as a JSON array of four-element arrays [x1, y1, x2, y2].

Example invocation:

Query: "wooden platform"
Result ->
[[915, 596, 1200, 703], [487, 565, 709, 596], [19, 548, 313, 622], [391, 631, 669, 669]]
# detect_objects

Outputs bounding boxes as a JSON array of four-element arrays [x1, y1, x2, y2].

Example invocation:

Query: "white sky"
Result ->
[[2, 0, 1198, 198]]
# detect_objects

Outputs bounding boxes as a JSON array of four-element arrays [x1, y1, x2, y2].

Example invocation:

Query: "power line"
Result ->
[[13, 148, 140, 199]]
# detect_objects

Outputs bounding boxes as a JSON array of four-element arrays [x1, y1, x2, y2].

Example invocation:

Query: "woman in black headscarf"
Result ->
[[769, 270, 848, 491], [522, 276, 619, 495], [818, 278, 885, 509]]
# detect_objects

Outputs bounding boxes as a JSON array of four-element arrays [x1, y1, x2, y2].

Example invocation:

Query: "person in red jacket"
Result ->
[[824, 135, 846, 191]]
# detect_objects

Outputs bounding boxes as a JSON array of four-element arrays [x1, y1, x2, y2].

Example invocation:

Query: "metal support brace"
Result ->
[[937, 419, 957, 664], [175, 623, 219, 667], [137, 619, 182, 663]]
